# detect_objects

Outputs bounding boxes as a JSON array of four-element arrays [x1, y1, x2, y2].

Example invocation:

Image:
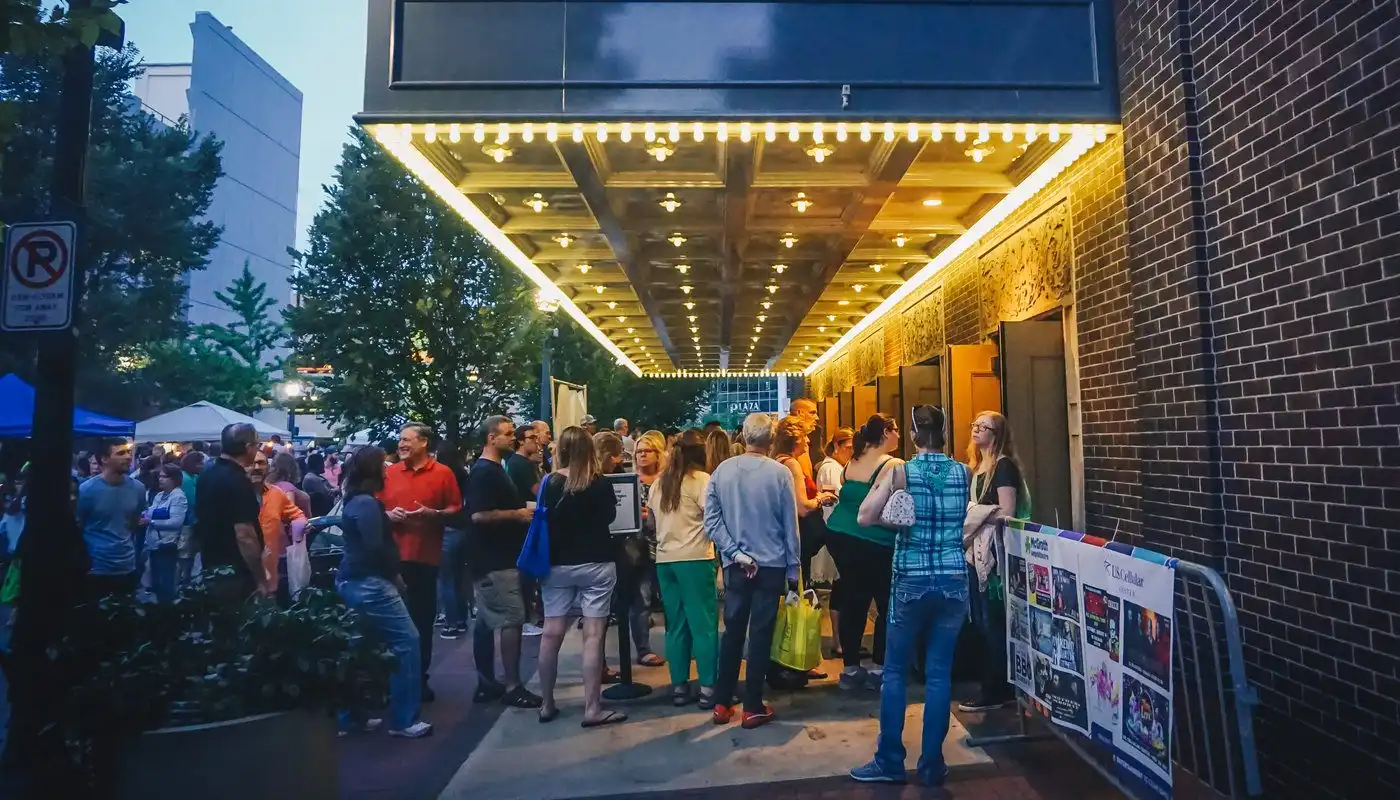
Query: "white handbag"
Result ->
[[880, 464, 916, 528]]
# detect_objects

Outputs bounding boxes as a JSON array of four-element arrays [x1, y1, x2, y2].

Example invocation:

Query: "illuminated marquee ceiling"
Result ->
[[371, 121, 1110, 377]]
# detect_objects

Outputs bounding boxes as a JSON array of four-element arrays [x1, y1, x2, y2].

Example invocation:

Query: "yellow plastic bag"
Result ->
[[770, 583, 822, 672]]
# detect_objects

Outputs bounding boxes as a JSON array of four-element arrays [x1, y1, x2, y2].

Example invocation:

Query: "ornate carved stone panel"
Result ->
[[979, 200, 1071, 332], [853, 332, 883, 386], [899, 284, 946, 364]]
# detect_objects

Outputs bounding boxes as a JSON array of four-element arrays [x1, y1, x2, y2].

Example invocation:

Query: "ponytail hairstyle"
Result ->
[[853, 413, 897, 459], [656, 429, 706, 513]]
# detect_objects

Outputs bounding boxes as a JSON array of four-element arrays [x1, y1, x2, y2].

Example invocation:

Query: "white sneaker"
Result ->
[[522, 623, 544, 636], [338, 718, 383, 737], [388, 721, 434, 739]]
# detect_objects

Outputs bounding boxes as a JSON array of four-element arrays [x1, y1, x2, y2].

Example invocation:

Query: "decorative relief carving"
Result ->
[[854, 333, 883, 386], [810, 369, 829, 401], [899, 285, 945, 364], [979, 200, 1071, 332]]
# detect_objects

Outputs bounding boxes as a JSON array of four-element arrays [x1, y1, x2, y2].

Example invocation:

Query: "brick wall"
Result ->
[[1117, 0, 1400, 795]]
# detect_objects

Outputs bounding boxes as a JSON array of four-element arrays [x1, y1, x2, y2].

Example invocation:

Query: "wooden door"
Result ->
[[853, 384, 877, 428], [837, 390, 854, 429], [1001, 319, 1072, 528], [898, 364, 941, 459], [820, 397, 840, 438], [876, 376, 900, 419], [946, 343, 1001, 461]]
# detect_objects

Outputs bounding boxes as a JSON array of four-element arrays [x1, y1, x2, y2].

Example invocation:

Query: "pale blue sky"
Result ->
[[118, 0, 368, 248]]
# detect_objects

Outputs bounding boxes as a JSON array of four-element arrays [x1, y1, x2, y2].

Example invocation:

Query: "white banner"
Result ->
[[1003, 523, 1175, 799], [552, 380, 587, 433]]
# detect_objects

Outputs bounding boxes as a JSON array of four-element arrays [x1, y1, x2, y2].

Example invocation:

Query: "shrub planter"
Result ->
[[118, 710, 338, 799]]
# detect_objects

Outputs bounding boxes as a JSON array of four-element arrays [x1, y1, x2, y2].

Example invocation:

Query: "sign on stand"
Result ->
[[605, 472, 642, 535], [1003, 522, 1176, 799], [2, 221, 78, 332]]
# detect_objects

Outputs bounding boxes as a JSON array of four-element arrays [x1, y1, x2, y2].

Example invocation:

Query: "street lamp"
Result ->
[[277, 379, 308, 440]]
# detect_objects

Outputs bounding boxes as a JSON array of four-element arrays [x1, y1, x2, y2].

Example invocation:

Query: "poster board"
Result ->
[[1003, 520, 1175, 800], [604, 472, 641, 535]]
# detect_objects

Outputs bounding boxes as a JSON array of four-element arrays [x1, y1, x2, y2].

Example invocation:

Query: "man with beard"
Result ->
[[463, 415, 542, 708], [380, 422, 462, 703]]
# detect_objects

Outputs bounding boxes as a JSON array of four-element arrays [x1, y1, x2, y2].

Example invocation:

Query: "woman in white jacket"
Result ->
[[141, 463, 188, 603]]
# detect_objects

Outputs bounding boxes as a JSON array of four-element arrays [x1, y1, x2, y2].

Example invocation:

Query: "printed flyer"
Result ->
[[1001, 523, 1176, 799]]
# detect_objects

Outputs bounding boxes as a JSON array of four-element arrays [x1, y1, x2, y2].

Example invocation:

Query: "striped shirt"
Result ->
[[893, 452, 970, 579]]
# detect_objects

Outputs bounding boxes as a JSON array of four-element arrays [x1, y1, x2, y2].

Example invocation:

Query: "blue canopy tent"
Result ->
[[0, 373, 135, 438]]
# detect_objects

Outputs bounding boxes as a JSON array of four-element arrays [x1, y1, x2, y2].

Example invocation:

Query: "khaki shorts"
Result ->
[[542, 562, 617, 619], [474, 568, 526, 630]]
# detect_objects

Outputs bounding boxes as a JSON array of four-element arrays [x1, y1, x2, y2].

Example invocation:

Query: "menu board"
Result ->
[[604, 472, 641, 535]]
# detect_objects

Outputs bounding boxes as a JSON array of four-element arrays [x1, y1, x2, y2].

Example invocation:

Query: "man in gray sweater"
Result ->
[[704, 412, 801, 729]]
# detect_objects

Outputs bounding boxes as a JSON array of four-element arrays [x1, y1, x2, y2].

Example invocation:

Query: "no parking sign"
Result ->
[[1, 221, 77, 332]]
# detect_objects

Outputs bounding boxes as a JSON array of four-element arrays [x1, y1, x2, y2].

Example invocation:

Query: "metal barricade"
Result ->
[[964, 520, 1262, 799]]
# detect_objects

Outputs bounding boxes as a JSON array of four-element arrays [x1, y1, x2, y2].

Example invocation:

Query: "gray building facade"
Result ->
[[132, 12, 303, 328]]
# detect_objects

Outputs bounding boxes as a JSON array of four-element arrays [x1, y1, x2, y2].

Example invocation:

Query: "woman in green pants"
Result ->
[[648, 429, 719, 708]]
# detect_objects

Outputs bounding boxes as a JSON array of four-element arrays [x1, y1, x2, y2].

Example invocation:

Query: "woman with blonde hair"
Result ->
[[704, 428, 732, 474], [631, 430, 669, 668], [537, 426, 626, 727], [649, 429, 719, 707], [958, 410, 1031, 713]]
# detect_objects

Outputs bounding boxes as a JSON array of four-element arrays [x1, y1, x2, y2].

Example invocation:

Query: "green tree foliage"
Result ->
[[0, 42, 223, 418], [531, 318, 710, 433], [138, 263, 285, 414], [289, 127, 542, 444]]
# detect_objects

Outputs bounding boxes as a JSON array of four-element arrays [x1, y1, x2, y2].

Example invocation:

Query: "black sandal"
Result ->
[[696, 688, 717, 710], [501, 685, 544, 709], [539, 707, 560, 723], [672, 685, 695, 706]]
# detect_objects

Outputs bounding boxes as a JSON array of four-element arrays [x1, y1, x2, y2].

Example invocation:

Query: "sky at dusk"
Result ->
[[118, 0, 370, 248]]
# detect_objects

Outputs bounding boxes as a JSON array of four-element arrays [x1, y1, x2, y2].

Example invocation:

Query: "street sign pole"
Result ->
[[5, 0, 99, 790]]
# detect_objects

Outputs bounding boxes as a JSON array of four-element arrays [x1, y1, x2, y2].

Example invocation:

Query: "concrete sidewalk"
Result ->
[[439, 621, 992, 800]]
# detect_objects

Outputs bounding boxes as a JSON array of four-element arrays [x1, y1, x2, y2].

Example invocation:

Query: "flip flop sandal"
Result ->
[[638, 653, 666, 667], [581, 710, 628, 729]]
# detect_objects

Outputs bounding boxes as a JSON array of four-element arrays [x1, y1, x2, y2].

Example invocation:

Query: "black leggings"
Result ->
[[825, 532, 893, 668]]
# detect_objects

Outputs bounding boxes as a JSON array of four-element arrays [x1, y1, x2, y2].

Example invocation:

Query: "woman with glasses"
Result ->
[[631, 430, 668, 668], [849, 405, 970, 787], [823, 413, 902, 691], [958, 411, 1032, 713]]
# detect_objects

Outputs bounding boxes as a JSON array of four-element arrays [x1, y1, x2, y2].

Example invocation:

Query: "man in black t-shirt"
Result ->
[[464, 415, 541, 708], [195, 423, 265, 600]]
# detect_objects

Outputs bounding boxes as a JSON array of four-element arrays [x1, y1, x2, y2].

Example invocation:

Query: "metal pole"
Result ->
[[6, 0, 98, 788], [540, 327, 553, 421]]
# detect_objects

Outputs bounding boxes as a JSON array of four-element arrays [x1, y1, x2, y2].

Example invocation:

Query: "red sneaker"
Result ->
[[741, 704, 775, 729], [712, 704, 735, 725]]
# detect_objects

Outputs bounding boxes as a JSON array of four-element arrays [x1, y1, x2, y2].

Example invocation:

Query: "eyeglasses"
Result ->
[[971, 423, 994, 433], [636, 448, 659, 456]]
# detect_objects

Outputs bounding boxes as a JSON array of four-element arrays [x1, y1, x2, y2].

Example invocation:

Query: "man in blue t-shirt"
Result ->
[[77, 439, 147, 598]]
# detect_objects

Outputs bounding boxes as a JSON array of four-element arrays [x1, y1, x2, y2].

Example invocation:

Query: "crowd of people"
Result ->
[[0, 398, 1031, 785]]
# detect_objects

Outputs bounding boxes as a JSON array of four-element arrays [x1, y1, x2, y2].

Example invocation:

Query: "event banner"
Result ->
[[1003, 523, 1176, 799]]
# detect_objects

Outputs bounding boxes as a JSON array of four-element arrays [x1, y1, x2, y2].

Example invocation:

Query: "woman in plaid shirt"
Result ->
[[848, 405, 971, 788]]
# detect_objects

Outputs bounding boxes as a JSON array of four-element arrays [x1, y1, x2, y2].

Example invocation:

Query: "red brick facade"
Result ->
[[1116, 0, 1400, 795]]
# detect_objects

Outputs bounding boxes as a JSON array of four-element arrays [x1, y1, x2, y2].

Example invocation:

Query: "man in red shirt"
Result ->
[[380, 422, 462, 702]]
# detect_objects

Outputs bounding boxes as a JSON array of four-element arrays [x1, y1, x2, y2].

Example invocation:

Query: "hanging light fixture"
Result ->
[[772, 264, 787, 274], [790, 192, 813, 213], [761, 300, 772, 309], [767, 284, 779, 294], [779, 232, 798, 248], [675, 263, 690, 275], [668, 232, 687, 247], [827, 314, 836, 321], [607, 301, 617, 309], [553, 232, 575, 248], [645, 137, 675, 162], [870, 263, 884, 272], [658, 192, 682, 212], [805, 143, 835, 163], [594, 285, 605, 294], [482, 144, 513, 163], [853, 283, 865, 293], [680, 285, 693, 295], [964, 143, 995, 163], [818, 326, 827, 333], [617, 315, 627, 323], [525, 193, 549, 213], [687, 315, 697, 322], [892, 233, 909, 247], [684, 301, 695, 310], [576, 263, 591, 274]]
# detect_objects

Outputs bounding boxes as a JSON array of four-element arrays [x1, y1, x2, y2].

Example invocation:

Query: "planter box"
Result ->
[[118, 710, 338, 799]]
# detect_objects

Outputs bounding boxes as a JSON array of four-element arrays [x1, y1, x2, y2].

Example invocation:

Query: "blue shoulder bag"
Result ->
[[516, 477, 552, 579]]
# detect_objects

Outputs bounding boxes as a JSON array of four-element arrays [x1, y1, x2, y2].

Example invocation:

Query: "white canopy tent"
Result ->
[[135, 401, 291, 443]]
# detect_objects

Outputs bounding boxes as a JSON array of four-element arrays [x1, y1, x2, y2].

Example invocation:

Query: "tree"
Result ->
[[0, 41, 223, 419], [136, 262, 285, 414], [288, 127, 542, 444], [530, 317, 711, 433]]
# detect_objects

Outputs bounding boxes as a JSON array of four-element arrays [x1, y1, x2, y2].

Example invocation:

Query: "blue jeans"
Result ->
[[438, 528, 472, 627], [874, 573, 969, 783], [714, 565, 786, 712], [630, 562, 655, 654], [967, 563, 1013, 701], [337, 576, 422, 731], [148, 545, 179, 603]]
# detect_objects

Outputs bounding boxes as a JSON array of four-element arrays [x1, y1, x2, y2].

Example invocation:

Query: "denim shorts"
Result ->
[[542, 562, 617, 619]]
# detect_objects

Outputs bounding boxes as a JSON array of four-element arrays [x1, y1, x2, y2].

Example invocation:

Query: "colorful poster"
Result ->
[[1001, 525, 1176, 800]]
